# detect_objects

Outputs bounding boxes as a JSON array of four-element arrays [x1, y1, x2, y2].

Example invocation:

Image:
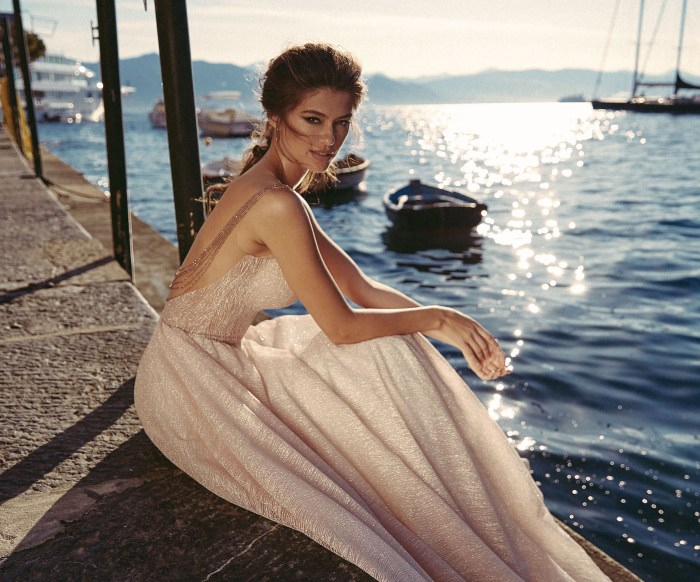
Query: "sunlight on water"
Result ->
[[368, 105, 611, 488], [387, 103, 596, 394]]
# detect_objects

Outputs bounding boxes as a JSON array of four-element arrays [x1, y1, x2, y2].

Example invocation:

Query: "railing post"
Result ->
[[95, 0, 133, 278], [12, 0, 42, 179], [0, 16, 23, 153], [153, 0, 204, 263]]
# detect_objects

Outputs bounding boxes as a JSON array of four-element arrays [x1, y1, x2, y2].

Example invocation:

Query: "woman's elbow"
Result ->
[[318, 312, 364, 345], [324, 323, 356, 345]]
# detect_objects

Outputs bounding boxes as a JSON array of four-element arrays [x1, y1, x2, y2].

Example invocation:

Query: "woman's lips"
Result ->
[[310, 150, 336, 162]]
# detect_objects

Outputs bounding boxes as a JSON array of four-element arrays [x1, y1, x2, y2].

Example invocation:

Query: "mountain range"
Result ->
[[84, 52, 681, 110]]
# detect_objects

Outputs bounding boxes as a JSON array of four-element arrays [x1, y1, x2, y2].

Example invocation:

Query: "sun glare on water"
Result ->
[[392, 101, 598, 433]]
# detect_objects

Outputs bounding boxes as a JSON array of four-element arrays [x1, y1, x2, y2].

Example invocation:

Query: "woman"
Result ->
[[135, 43, 610, 581]]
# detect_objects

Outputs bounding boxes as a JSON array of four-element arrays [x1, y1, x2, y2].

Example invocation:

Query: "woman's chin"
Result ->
[[305, 160, 332, 174]]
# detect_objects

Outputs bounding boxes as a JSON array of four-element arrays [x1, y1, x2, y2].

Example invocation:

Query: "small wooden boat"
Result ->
[[332, 153, 371, 190], [309, 153, 370, 195], [201, 153, 370, 196], [383, 180, 487, 231]]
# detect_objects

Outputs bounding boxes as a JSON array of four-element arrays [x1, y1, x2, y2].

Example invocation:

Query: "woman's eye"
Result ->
[[336, 120, 351, 128], [304, 116, 321, 124]]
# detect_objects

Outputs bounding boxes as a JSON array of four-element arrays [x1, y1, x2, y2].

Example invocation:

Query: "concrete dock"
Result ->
[[0, 126, 640, 581]]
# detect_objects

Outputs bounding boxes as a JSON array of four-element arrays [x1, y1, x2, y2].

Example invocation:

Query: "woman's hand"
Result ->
[[431, 308, 511, 381]]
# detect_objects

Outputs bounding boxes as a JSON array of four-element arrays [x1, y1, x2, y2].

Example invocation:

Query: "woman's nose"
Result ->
[[321, 126, 336, 146]]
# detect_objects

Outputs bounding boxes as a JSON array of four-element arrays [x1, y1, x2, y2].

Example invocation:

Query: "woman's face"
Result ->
[[273, 88, 354, 174]]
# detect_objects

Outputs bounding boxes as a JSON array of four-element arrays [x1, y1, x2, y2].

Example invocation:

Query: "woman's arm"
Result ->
[[306, 204, 492, 346], [308, 207, 424, 309], [251, 189, 508, 380]]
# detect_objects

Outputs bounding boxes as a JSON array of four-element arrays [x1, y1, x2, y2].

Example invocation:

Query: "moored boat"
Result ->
[[591, 0, 700, 114], [21, 54, 103, 123], [148, 98, 167, 128], [308, 153, 370, 194], [591, 94, 700, 114], [200, 153, 370, 194], [197, 91, 258, 138], [383, 179, 487, 231], [201, 156, 241, 187]]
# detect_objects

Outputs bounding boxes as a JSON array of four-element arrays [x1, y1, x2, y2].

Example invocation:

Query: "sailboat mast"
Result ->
[[632, 0, 645, 96], [674, 0, 688, 95]]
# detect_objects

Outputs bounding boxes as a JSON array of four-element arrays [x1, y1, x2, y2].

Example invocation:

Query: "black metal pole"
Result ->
[[95, 0, 133, 278], [12, 0, 42, 179], [153, 0, 204, 262], [1, 17, 23, 154]]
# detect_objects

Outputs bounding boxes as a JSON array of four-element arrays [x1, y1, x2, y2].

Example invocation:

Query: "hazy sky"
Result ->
[[7, 0, 700, 78]]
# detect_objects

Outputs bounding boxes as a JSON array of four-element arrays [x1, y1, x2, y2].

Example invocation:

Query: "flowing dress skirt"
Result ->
[[135, 314, 610, 582]]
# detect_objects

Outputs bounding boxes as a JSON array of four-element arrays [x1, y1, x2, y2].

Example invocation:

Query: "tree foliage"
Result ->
[[0, 25, 46, 74]]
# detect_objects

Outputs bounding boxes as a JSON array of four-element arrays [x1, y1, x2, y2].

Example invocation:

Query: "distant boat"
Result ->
[[592, 0, 700, 114], [148, 98, 167, 128], [20, 55, 103, 123], [201, 153, 370, 194], [201, 156, 241, 187], [383, 180, 487, 231], [308, 153, 370, 194], [197, 91, 258, 138], [559, 94, 586, 103]]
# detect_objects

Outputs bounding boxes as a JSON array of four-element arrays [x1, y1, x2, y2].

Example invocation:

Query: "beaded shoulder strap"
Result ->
[[169, 183, 288, 293]]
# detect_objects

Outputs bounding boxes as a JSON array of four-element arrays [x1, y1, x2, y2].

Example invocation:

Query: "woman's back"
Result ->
[[162, 183, 297, 345], [163, 254, 295, 345]]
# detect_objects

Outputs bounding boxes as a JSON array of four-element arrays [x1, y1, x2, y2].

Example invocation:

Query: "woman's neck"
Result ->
[[261, 143, 307, 188]]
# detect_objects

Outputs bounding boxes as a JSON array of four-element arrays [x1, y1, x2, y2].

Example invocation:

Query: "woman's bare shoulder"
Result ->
[[252, 184, 308, 229], [211, 173, 292, 215]]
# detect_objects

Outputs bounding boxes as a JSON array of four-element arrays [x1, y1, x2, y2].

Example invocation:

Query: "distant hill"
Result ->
[[85, 53, 259, 110], [364, 74, 443, 105], [85, 53, 682, 109], [411, 69, 626, 103]]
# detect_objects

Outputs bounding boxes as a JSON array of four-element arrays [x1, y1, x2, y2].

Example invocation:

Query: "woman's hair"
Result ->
[[239, 42, 366, 192]]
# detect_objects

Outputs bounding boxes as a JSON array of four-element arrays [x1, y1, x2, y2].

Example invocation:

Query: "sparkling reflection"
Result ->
[[384, 103, 599, 481]]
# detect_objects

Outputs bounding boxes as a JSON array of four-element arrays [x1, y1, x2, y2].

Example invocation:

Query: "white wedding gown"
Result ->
[[135, 185, 611, 581]]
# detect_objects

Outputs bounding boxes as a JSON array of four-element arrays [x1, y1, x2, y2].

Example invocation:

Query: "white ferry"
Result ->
[[19, 54, 103, 123]]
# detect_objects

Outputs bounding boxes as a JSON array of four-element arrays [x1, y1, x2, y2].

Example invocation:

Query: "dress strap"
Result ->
[[169, 183, 288, 293]]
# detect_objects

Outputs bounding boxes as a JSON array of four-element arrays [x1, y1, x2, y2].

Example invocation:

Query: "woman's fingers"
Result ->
[[463, 339, 511, 380], [449, 312, 511, 380]]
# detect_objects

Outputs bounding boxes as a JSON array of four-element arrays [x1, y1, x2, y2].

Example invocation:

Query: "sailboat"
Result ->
[[592, 0, 700, 113]]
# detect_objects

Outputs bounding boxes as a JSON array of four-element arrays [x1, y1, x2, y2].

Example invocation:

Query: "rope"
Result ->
[[639, 0, 669, 83], [594, 0, 622, 98], [45, 178, 110, 203]]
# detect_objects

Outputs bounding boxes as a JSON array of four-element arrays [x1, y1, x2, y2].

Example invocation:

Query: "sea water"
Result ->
[[37, 102, 699, 581]]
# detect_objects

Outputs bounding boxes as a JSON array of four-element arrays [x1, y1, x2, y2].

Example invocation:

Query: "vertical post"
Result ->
[[1, 16, 23, 153], [95, 0, 133, 278], [153, 0, 204, 263], [12, 0, 42, 179]]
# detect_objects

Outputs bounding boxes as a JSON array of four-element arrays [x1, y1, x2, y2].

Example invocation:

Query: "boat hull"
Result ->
[[198, 116, 256, 138], [383, 180, 486, 232], [592, 98, 700, 114], [309, 154, 370, 195], [148, 100, 167, 128]]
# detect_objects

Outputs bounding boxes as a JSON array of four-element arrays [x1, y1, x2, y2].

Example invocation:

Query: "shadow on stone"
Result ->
[[0, 256, 114, 304], [1, 394, 371, 581], [0, 378, 136, 504]]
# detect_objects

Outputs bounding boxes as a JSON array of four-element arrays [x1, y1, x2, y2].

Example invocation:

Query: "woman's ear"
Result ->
[[268, 115, 279, 129]]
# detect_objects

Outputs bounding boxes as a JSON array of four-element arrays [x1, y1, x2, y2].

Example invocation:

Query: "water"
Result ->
[[37, 103, 699, 581]]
